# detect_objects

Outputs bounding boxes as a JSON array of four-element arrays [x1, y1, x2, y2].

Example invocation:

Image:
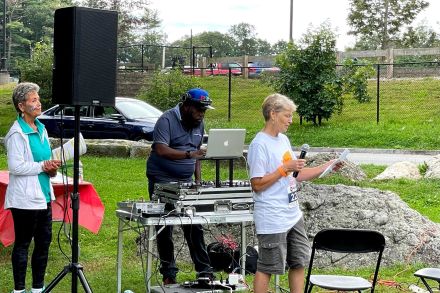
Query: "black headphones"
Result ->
[[181, 90, 212, 108], [181, 92, 192, 102]]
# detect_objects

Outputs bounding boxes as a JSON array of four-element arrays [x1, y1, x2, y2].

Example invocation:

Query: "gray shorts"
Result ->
[[256, 217, 311, 275]]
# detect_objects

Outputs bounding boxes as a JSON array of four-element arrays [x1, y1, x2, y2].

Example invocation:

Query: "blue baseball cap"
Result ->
[[185, 88, 214, 110]]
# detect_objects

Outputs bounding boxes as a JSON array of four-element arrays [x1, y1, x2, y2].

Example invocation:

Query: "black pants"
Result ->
[[148, 178, 213, 280], [10, 204, 52, 290]]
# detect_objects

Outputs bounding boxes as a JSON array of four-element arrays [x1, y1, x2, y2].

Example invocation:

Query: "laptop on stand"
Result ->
[[203, 129, 246, 187], [204, 129, 246, 159]]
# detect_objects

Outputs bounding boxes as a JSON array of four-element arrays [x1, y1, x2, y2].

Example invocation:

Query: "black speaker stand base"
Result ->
[[45, 263, 92, 292], [44, 106, 92, 293]]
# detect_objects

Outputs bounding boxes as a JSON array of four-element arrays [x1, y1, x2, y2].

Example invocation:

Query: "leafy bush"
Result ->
[[136, 69, 201, 111], [340, 58, 375, 103], [15, 42, 53, 108], [273, 24, 343, 125]]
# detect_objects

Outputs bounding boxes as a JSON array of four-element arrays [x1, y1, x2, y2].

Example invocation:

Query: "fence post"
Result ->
[[376, 64, 380, 124], [201, 57, 206, 77], [192, 46, 196, 75], [243, 55, 249, 79], [162, 46, 166, 69], [228, 68, 232, 122], [141, 44, 144, 72], [386, 48, 394, 78]]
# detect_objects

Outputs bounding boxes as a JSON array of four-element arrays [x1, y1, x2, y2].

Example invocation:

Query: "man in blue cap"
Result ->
[[146, 88, 215, 285]]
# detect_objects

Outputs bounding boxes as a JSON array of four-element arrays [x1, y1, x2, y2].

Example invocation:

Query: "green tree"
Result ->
[[254, 39, 272, 56], [348, 0, 429, 49], [193, 31, 235, 57], [75, 0, 164, 45], [397, 23, 440, 48], [5, 0, 72, 72], [272, 40, 289, 55], [273, 24, 343, 125], [228, 22, 258, 56], [171, 31, 235, 59], [136, 70, 200, 111], [75, 0, 165, 69], [16, 42, 53, 107]]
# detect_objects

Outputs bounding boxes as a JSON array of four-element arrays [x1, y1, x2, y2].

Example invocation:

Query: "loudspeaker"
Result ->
[[52, 7, 118, 106]]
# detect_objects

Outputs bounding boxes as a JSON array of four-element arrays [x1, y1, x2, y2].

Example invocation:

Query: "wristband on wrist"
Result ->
[[278, 165, 287, 177]]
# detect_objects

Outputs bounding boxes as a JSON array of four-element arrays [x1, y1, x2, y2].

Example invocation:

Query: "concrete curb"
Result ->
[[243, 145, 440, 156], [302, 147, 440, 156], [1, 137, 439, 158]]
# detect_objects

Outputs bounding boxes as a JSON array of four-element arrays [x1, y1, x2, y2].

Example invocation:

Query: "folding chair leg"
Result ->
[[420, 277, 434, 293], [275, 274, 280, 293]]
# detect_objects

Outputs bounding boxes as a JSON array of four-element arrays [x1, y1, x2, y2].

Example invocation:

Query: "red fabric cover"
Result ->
[[0, 171, 104, 247]]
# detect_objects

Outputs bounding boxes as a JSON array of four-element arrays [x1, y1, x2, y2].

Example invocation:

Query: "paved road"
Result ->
[[307, 147, 439, 166]]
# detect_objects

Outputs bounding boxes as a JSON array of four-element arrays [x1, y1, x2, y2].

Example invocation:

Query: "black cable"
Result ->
[[173, 213, 192, 275], [54, 107, 72, 262]]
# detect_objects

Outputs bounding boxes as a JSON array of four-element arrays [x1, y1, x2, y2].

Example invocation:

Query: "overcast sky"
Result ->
[[148, 0, 440, 50]]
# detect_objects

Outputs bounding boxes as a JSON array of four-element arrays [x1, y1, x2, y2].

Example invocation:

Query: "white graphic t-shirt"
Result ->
[[248, 132, 302, 234]]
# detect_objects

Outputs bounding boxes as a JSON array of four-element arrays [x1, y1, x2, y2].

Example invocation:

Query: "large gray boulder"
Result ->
[[373, 161, 421, 180], [300, 183, 440, 267], [48, 138, 151, 158], [425, 155, 440, 179], [306, 152, 367, 181]]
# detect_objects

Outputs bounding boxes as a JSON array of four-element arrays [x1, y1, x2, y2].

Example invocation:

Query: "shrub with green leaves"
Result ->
[[340, 58, 375, 103], [273, 24, 343, 125], [136, 69, 201, 111], [16, 42, 53, 108]]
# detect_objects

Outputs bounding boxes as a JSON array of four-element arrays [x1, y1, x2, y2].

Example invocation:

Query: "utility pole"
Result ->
[[289, 0, 293, 42]]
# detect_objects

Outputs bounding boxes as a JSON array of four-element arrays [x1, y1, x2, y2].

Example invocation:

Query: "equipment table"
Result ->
[[116, 209, 253, 293]]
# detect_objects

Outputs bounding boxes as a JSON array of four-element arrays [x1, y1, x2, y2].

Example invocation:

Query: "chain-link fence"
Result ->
[[191, 62, 440, 127], [117, 44, 212, 72], [343, 62, 440, 124]]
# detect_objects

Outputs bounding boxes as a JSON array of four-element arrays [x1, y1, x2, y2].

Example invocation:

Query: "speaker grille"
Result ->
[[53, 7, 118, 106]]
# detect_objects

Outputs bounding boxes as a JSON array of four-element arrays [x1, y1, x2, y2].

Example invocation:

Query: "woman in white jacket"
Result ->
[[4, 82, 60, 293]]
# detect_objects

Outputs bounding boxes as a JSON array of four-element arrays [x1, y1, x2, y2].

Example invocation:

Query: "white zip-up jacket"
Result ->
[[4, 120, 55, 210]]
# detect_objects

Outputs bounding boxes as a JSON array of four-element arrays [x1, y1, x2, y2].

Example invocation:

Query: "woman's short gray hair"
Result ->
[[262, 93, 297, 121], [12, 82, 40, 113]]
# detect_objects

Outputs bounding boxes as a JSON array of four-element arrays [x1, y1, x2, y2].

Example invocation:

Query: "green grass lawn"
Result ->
[[2, 78, 440, 149], [197, 76, 440, 149], [0, 83, 17, 136], [1, 78, 440, 292], [0, 153, 439, 292]]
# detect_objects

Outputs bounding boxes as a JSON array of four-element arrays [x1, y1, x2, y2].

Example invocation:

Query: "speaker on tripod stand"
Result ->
[[45, 7, 117, 293]]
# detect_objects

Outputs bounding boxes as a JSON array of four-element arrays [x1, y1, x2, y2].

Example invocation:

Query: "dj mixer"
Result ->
[[153, 180, 254, 216]]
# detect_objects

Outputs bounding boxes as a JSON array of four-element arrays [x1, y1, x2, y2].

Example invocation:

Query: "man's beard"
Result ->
[[182, 112, 202, 129], [185, 119, 201, 129]]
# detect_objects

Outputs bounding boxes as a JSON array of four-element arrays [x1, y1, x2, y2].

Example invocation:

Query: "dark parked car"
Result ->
[[38, 97, 163, 141]]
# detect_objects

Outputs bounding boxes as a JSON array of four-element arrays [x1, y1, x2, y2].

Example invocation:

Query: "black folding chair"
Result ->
[[414, 268, 440, 293], [304, 228, 386, 293]]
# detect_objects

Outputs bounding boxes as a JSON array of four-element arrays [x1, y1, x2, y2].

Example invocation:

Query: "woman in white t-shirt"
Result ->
[[247, 93, 342, 293]]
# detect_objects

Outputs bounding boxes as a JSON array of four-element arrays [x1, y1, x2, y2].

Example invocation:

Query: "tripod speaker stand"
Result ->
[[45, 106, 92, 292], [45, 6, 117, 291]]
